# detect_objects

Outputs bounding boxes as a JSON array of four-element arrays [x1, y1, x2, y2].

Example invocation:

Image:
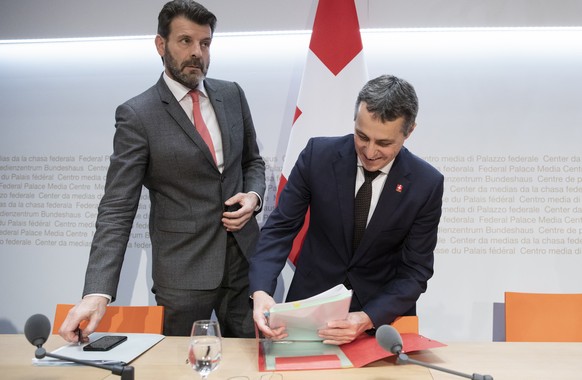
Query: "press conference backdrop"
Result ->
[[1, 28, 582, 341]]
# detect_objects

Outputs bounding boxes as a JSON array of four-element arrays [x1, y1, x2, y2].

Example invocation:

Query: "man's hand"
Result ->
[[58, 296, 108, 343], [252, 291, 287, 340], [317, 311, 373, 345], [222, 192, 259, 232]]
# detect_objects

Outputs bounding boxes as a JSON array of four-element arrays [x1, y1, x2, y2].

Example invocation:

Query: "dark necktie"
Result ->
[[353, 169, 381, 252], [189, 90, 217, 164]]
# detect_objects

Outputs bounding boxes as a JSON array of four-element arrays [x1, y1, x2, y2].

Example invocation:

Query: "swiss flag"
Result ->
[[277, 0, 368, 264]]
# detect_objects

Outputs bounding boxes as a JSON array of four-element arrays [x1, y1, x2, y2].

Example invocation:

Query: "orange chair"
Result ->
[[505, 292, 582, 342], [52, 304, 164, 335], [391, 315, 419, 334]]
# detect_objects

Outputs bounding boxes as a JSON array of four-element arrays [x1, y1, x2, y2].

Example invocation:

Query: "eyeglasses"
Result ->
[[227, 374, 283, 380]]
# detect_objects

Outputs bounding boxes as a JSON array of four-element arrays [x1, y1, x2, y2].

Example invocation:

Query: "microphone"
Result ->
[[24, 314, 135, 380], [24, 313, 51, 347], [376, 324, 494, 380]]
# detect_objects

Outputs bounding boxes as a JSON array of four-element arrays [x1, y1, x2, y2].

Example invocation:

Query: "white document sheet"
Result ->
[[33, 332, 165, 366], [268, 284, 352, 341]]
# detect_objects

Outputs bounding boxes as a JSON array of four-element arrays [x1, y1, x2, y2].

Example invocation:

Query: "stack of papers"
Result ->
[[267, 284, 352, 341], [258, 286, 447, 372]]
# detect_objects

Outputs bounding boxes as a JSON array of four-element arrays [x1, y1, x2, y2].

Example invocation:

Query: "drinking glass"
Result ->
[[189, 320, 222, 379]]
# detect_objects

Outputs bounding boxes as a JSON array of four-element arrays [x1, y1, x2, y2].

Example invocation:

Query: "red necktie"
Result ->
[[189, 90, 217, 164]]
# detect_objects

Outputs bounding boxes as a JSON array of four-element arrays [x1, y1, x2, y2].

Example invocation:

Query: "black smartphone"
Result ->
[[83, 335, 128, 351]]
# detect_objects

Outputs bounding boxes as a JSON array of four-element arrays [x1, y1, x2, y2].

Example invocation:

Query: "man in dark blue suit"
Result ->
[[249, 75, 444, 345]]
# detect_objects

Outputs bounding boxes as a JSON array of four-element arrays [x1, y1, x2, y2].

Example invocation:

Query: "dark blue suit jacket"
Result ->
[[249, 134, 443, 327]]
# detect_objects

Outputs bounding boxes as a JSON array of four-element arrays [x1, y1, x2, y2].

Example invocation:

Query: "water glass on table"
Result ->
[[189, 320, 222, 379]]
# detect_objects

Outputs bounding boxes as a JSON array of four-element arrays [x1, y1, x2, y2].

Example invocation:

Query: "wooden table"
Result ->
[[2, 334, 582, 380]]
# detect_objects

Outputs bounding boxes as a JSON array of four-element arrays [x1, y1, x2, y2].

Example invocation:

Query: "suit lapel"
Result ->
[[157, 77, 198, 142], [156, 76, 219, 168], [332, 138, 358, 263], [205, 80, 231, 168]]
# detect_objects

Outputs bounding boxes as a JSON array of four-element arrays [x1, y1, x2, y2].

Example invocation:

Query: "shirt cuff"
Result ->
[[84, 293, 112, 304], [249, 191, 262, 212]]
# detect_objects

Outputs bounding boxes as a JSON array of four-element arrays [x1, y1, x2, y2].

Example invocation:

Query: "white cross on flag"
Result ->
[[277, 0, 368, 264]]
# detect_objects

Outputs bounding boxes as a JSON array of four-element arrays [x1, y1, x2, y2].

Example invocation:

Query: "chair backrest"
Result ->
[[390, 315, 419, 334], [52, 304, 164, 335], [505, 292, 582, 342]]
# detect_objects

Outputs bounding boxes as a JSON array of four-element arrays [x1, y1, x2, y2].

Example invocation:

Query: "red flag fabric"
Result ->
[[277, 0, 368, 265]]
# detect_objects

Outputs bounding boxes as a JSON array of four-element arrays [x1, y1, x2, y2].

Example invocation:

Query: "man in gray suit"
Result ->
[[59, 0, 265, 338]]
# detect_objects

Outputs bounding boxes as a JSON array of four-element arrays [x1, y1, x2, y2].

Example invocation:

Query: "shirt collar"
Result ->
[[162, 72, 208, 101], [357, 156, 395, 175]]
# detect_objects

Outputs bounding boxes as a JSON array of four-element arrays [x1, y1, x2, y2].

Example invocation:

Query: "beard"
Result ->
[[164, 46, 209, 89]]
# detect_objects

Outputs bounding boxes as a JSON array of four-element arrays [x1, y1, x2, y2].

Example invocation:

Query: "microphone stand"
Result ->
[[397, 352, 493, 380], [35, 347, 135, 380]]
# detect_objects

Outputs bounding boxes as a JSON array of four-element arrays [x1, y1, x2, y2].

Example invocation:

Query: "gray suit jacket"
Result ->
[[84, 75, 265, 300]]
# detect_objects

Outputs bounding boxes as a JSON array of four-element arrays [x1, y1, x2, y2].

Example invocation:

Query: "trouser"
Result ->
[[153, 233, 254, 337]]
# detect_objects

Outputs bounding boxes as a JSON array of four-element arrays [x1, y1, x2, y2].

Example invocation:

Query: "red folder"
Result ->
[[257, 316, 446, 372]]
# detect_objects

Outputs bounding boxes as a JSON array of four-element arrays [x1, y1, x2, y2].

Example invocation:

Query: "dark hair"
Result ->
[[158, 0, 217, 38], [355, 75, 419, 136]]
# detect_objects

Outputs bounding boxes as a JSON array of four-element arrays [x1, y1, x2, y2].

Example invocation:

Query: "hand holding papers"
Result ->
[[257, 287, 446, 372], [258, 315, 447, 372], [267, 284, 352, 341]]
